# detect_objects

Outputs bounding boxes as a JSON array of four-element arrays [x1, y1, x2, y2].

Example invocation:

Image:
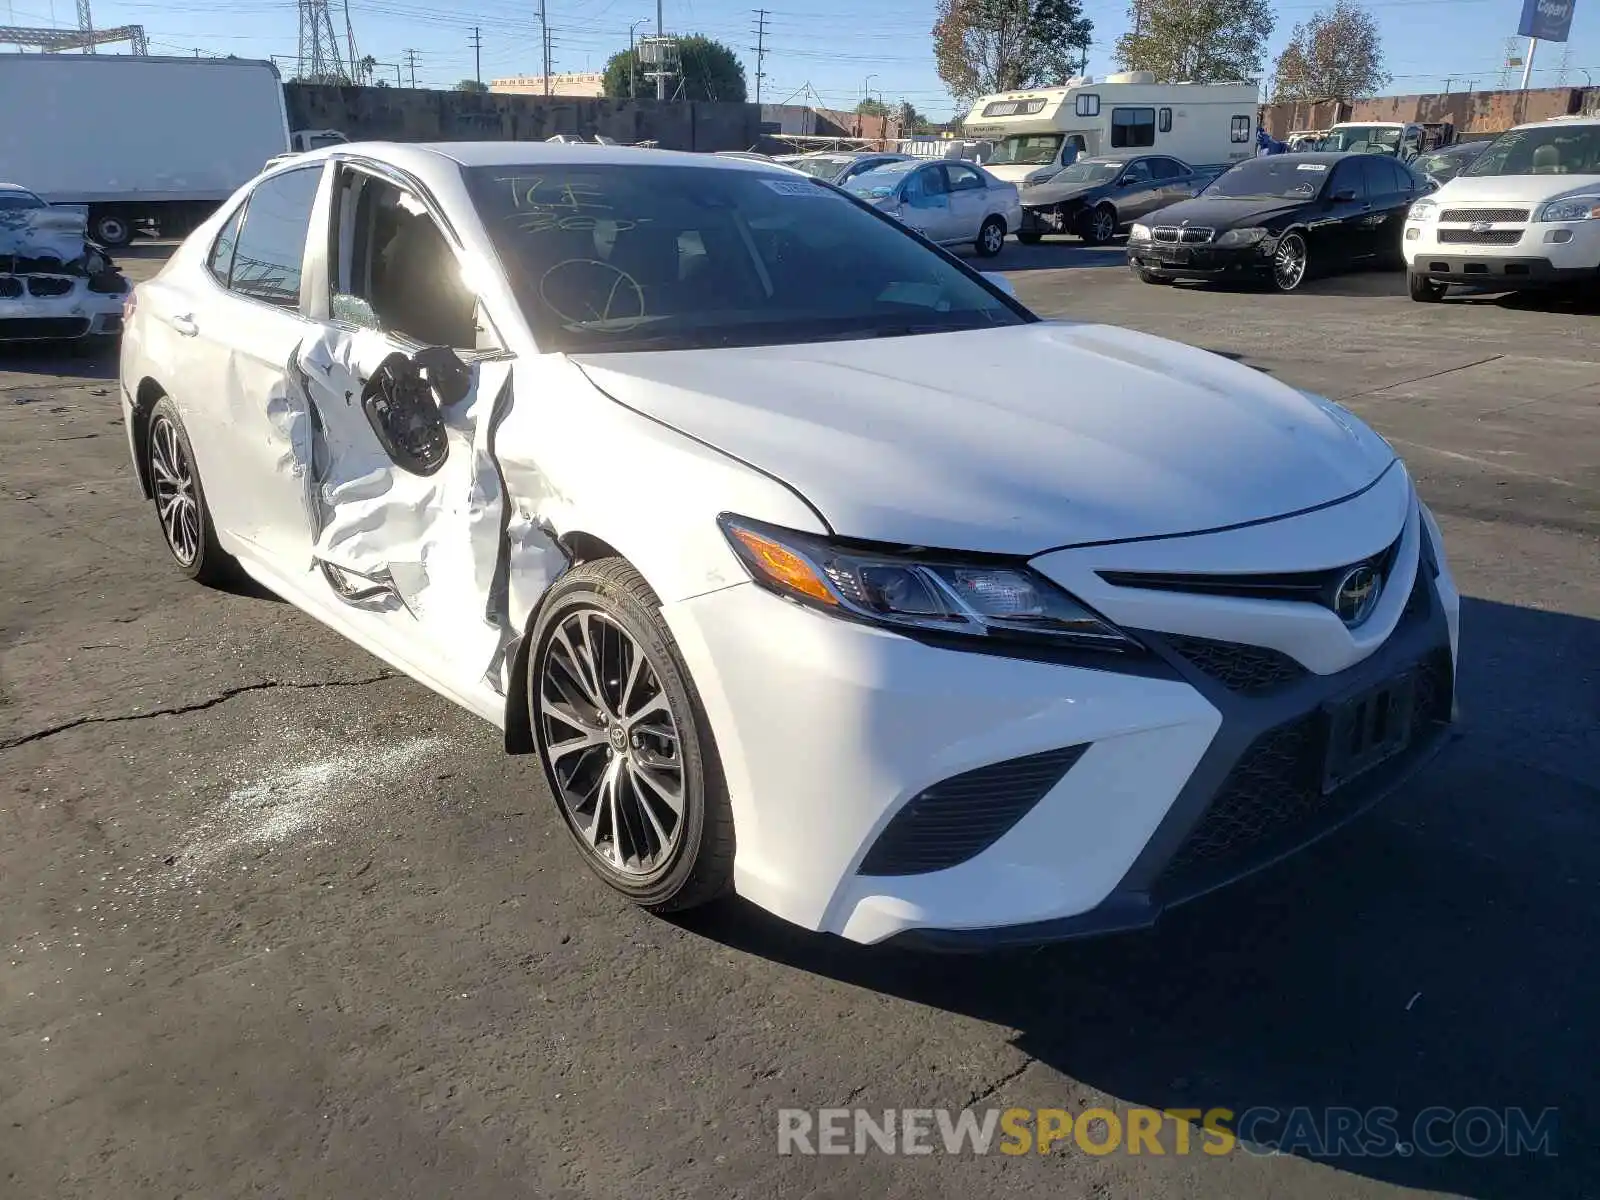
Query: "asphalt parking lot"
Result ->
[[2, 238, 1595, 1200]]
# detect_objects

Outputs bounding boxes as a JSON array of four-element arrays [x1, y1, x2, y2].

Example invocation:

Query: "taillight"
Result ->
[[123, 288, 137, 321]]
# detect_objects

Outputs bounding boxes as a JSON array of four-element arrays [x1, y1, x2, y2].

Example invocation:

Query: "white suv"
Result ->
[[1404, 115, 1600, 301]]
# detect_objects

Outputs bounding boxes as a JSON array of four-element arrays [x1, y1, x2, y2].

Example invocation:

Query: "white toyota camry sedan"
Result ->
[[120, 142, 1460, 947]]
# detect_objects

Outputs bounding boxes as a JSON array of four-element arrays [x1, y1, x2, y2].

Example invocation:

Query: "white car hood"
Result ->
[[1432, 172, 1600, 204], [573, 322, 1395, 554]]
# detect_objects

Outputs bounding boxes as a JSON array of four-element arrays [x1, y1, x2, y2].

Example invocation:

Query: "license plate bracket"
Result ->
[[1322, 673, 1416, 793]]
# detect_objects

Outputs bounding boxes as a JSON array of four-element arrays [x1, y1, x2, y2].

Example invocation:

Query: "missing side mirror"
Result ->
[[361, 351, 448, 476]]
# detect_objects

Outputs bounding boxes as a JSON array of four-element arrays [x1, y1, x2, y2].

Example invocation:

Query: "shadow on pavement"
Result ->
[[0, 339, 119, 382], [677, 596, 1598, 1200], [1000, 242, 1129, 273]]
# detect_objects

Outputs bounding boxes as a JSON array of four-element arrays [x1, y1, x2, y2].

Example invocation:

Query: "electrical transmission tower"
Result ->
[[297, 0, 349, 82], [0, 0, 148, 54]]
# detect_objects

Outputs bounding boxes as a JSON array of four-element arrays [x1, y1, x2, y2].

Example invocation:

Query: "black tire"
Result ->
[[975, 215, 1007, 258], [1272, 231, 1311, 292], [89, 210, 133, 249], [1135, 266, 1171, 285], [1409, 271, 1446, 302], [528, 558, 735, 913], [145, 396, 236, 585], [1016, 229, 1043, 246], [1081, 204, 1118, 246]]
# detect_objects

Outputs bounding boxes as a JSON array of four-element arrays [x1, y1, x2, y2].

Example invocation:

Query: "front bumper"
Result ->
[[0, 276, 125, 341], [1129, 239, 1273, 279], [1406, 216, 1600, 286], [662, 483, 1460, 946]]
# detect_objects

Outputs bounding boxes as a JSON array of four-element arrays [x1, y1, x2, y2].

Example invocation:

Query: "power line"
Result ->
[[750, 7, 768, 106], [403, 46, 420, 87]]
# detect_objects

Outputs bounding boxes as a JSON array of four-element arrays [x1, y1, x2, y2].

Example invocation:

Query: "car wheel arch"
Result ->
[[130, 378, 166, 499]]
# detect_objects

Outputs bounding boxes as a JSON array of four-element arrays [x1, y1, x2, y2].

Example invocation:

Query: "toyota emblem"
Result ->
[[1333, 565, 1383, 627]]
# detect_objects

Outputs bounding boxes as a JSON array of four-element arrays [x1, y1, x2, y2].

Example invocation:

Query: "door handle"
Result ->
[[170, 313, 199, 338]]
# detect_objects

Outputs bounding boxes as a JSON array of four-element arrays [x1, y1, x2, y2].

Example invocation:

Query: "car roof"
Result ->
[[1242, 151, 1351, 165], [0, 182, 38, 193], [1510, 113, 1600, 131]]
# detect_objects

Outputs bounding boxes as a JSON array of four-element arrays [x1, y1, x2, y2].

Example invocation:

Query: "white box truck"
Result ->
[[962, 72, 1260, 187], [0, 54, 292, 247]]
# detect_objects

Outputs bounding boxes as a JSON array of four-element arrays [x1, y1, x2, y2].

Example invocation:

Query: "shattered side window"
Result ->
[[229, 166, 321, 309]]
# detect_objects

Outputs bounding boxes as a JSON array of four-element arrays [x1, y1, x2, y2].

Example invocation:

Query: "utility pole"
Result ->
[[1522, 37, 1539, 90], [539, 0, 550, 97], [403, 47, 418, 88], [470, 25, 481, 84], [656, 0, 665, 100], [750, 8, 768, 106]]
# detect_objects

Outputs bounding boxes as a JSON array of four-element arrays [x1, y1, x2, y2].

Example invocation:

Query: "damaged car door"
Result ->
[[280, 161, 529, 702]]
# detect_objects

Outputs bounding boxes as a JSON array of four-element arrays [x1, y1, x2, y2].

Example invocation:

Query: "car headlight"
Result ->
[[1129, 223, 1152, 242], [1407, 198, 1437, 221], [718, 515, 1138, 651], [1537, 194, 1600, 222], [1214, 227, 1267, 247]]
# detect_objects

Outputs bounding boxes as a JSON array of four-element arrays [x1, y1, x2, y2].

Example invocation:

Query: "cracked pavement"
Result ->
[[2, 242, 1596, 1200]]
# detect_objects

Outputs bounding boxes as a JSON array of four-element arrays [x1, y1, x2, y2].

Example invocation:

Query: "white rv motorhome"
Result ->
[[962, 73, 1260, 186]]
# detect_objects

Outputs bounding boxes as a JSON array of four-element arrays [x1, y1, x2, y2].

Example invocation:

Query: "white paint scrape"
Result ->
[[182, 736, 445, 868]]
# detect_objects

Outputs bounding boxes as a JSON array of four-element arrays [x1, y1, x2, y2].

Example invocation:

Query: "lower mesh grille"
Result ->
[[1159, 649, 1454, 893], [858, 745, 1089, 876], [0, 317, 91, 339], [1166, 634, 1306, 694]]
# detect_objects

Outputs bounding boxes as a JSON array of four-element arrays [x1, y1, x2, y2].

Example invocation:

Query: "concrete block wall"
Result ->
[[284, 83, 763, 152]]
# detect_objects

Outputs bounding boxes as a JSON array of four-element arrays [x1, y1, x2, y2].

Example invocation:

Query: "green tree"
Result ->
[[602, 35, 747, 101], [358, 54, 378, 84], [456, 78, 490, 93], [897, 99, 932, 133], [932, 0, 1093, 105], [1271, 0, 1388, 101], [1114, 0, 1274, 84], [856, 97, 891, 116]]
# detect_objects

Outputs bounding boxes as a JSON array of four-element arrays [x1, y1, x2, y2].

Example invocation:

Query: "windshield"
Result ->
[[0, 189, 46, 211], [843, 159, 922, 198], [1046, 161, 1120, 186], [1322, 126, 1404, 153], [785, 155, 852, 179], [987, 134, 1063, 166], [1461, 124, 1600, 177], [465, 164, 1026, 353], [1202, 158, 1328, 200]]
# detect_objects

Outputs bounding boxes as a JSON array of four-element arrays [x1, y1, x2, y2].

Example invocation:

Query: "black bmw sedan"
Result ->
[[1127, 152, 1434, 292]]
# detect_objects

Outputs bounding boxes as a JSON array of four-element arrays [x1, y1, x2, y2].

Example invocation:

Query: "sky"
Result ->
[[4, 0, 1597, 118]]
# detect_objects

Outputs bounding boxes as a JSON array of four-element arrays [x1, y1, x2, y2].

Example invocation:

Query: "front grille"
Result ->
[[1438, 228, 1523, 246], [0, 277, 21, 298], [1439, 207, 1529, 223], [26, 276, 74, 297], [857, 745, 1089, 876], [0, 317, 91, 339], [1166, 634, 1307, 694], [1100, 534, 1403, 613], [1153, 226, 1214, 244], [1157, 649, 1454, 895]]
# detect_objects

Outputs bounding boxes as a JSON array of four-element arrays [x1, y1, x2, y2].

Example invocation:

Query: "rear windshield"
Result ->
[[464, 163, 1026, 353], [1461, 124, 1600, 177]]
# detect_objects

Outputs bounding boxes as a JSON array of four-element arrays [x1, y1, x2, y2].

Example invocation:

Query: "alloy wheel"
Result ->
[[981, 220, 1004, 254], [1274, 234, 1308, 291], [1091, 209, 1116, 243], [149, 415, 200, 565], [537, 608, 686, 878]]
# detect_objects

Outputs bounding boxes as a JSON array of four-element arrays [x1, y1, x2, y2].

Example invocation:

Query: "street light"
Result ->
[[863, 73, 877, 103], [629, 17, 650, 96]]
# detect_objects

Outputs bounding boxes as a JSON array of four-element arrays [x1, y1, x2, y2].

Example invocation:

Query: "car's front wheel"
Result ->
[[1272, 231, 1311, 292], [529, 559, 735, 912], [145, 396, 235, 584], [1409, 271, 1446, 302], [975, 216, 1007, 257]]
